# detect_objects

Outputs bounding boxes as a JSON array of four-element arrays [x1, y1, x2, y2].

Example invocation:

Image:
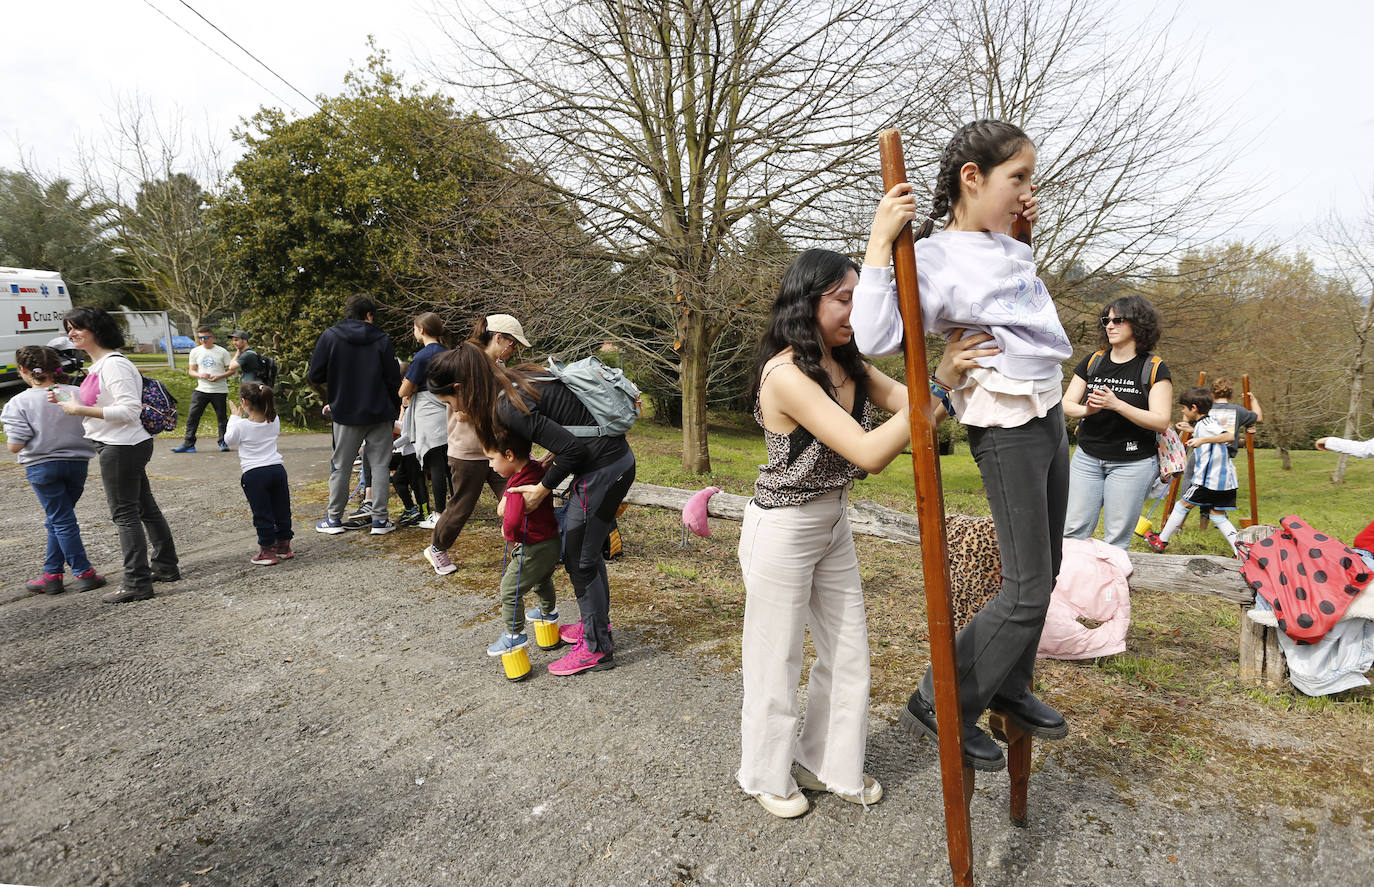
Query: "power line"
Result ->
[[174, 0, 325, 115], [138, 0, 298, 113]]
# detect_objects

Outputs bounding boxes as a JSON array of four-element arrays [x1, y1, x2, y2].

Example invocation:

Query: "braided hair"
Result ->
[[914, 119, 1033, 242]]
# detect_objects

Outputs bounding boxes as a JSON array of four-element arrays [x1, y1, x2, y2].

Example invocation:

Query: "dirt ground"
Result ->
[[2, 433, 1370, 887]]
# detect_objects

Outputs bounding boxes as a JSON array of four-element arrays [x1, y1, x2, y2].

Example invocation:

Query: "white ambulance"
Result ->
[[1, 267, 73, 386]]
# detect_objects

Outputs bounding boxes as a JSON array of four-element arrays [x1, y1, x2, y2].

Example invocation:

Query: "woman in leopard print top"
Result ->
[[736, 248, 993, 819]]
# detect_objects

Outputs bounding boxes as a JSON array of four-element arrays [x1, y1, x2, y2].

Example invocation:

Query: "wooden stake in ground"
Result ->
[[878, 129, 972, 887], [1241, 373, 1259, 527]]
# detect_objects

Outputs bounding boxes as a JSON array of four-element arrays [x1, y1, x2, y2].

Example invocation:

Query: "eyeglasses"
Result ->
[[1100, 316, 1130, 327]]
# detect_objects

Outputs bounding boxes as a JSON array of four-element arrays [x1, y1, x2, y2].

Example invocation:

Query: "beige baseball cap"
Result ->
[[486, 314, 530, 347]]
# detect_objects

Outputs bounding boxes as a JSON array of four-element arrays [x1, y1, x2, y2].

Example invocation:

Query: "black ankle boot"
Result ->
[[990, 691, 1069, 739], [899, 693, 1007, 772]]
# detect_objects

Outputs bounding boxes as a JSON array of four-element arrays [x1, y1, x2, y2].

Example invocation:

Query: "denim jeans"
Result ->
[[917, 407, 1070, 724], [1063, 448, 1157, 550], [97, 439, 178, 590], [26, 459, 94, 576]]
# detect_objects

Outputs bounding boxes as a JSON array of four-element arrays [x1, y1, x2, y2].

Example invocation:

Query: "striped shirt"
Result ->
[[1191, 415, 1237, 492]]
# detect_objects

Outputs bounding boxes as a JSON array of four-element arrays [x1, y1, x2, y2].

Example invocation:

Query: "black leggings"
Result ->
[[390, 452, 427, 510], [423, 448, 449, 513]]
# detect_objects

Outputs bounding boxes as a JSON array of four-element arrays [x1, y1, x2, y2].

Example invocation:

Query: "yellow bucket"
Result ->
[[1134, 516, 1152, 537], [501, 645, 531, 681], [533, 620, 561, 650]]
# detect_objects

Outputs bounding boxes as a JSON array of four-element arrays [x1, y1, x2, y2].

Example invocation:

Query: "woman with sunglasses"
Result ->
[[1062, 295, 1174, 549]]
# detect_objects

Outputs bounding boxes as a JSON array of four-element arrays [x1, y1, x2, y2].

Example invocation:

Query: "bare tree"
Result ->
[[430, 0, 932, 472], [1322, 192, 1374, 484], [85, 98, 235, 327], [908, 0, 1241, 323]]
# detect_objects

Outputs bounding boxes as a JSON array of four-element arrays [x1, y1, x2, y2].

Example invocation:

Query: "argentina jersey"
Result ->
[[1192, 415, 1238, 491]]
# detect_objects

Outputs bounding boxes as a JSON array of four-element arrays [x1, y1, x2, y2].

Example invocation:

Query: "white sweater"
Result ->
[[852, 231, 1072, 381], [1325, 436, 1374, 459], [224, 415, 284, 472], [81, 353, 151, 446]]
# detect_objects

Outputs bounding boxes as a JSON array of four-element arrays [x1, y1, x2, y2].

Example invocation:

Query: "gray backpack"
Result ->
[[545, 355, 642, 437]]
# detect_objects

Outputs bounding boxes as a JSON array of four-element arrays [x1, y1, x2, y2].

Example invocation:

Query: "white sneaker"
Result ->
[[753, 790, 809, 818], [793, 764, 883, 805], [417, 513, 439, 530], [423, 546, 456, 575]]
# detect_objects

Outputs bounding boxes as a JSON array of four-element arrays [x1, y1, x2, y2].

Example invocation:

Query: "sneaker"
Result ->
[[341, 515, 371, 531], [423, 546, 456, 575], [752, 791, 810, 819], [487, 632, 529, 656], [170, 444, 196, 454], [347, 501, 372, 521], [793, 764, 883, 806], [102, 586, 154, 604], [316, 518, 347, 535], [371, 519, 397, 535], [548, 640, 613, 676], [251, 547, 279, 566], [559, 622, 584, 645], [396, 506, 422, 528], [526, 606, 558, 623], [218, 442, 230, 452], [417, 513, 439, 530], [272, 540, 295, 560], [26, 573, 64, 595], [1145, 530, 1167, 553], [71, 569, 107, 592]]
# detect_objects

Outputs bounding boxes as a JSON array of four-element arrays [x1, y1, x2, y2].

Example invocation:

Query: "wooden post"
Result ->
[[879, 129, 973, 887], [1241, 374, 1259, 528], [1164, 371, 1206, 520]]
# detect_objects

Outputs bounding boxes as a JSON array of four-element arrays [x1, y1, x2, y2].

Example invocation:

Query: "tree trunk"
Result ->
[[1332, 334, 1367, 485], [1278, 446, 1291, 471], [679, 309, 712, 474]]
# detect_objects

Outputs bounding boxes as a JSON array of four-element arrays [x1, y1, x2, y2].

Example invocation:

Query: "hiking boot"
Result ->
[[102, 586, 154, 604], [152, 569, 182, 582], [251, 547, 280, 566], [793, 764, 883, 806], [71, 569, 107, 592], [1144, 530, 1168, 553], [487, 632, 529, 657], [316, 518, 347, 535], [171, 444, 196, 454], [272, 540, 295, 560], [26, 573, 64, 595], [423, 546, 456, 576]]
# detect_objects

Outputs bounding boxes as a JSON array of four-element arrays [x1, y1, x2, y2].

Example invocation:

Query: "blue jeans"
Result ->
[[26, 459, 94, 576], [1064, 448, 1157, 549]]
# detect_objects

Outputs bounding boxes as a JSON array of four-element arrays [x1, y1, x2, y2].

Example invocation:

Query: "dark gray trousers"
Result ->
[[918, 405, 1069, 724], [97, 439, 178, 591], [562, 450, 636, 655]]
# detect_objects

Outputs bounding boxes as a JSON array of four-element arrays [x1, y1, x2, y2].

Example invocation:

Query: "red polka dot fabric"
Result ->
[[1240, 515, 1373, 644]]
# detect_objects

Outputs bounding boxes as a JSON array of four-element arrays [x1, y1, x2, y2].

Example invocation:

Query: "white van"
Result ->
[[1, 267, 74, 386]]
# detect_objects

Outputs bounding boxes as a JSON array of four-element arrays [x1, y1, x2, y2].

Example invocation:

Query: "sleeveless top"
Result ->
[[752, 369, 874, 508]]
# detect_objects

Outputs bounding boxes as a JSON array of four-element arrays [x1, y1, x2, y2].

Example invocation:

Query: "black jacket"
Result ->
[[307, 319, 401, 426], [496, 379, 631, 490]]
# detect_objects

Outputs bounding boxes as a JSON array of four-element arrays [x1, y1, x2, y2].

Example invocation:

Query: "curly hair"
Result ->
[[1097, 294, 1163, 353], [753, 248, 869, 400], [914, 119, 1033, 242]]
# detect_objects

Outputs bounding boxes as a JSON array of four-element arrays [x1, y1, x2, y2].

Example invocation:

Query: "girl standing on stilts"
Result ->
[[852, 119, 1072, 772]]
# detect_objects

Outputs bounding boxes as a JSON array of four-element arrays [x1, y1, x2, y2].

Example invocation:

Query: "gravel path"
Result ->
[[2, 434, 1369, 886]]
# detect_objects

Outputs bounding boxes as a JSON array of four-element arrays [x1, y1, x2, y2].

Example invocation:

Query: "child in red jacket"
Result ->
[[486, 434, 562, 656]]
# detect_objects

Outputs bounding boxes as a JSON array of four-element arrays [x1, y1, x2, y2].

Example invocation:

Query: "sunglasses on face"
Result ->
[[1100, 316, 1130, 327], [197, 335, 212, 340]]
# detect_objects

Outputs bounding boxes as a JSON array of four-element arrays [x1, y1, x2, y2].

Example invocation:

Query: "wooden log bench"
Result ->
[[621, 482, 1286, 686]]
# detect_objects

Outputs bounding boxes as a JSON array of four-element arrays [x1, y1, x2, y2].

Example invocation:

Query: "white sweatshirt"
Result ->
[[1324, 436, 1374, 459], [81, 353, 151, 446], [851, 230, 1072, 380], [224, 415, 284, 472]]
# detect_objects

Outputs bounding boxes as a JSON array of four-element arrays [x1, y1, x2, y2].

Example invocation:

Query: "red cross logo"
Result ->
[[17, 306, 32, 329]]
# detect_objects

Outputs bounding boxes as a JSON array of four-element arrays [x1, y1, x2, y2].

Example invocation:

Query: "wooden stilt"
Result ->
[[988, 713, 1030, 827], [879, 129, 972, 887], [1240, 374, 1259, 528]]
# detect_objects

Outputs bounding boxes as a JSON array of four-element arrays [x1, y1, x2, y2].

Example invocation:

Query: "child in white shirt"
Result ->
[[225, 382, 293, 565], [1147, 387, 1240, 554]]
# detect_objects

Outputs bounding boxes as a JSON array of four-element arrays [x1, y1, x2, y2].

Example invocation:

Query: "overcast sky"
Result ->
[[3, 0, 1370, 252]]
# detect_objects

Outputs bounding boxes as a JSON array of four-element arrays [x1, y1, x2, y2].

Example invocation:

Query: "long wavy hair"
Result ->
[[427, 342, 543, 450], [1097, 294, 1162, 353], [753, 248, 869, 400]]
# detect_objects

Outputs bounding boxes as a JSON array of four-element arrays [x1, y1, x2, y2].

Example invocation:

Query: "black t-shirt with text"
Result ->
[[1073, 351, 1172, 462]]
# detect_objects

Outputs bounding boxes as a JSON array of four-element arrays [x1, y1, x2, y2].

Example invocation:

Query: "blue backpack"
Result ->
[[544, 356, 642, 438]]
